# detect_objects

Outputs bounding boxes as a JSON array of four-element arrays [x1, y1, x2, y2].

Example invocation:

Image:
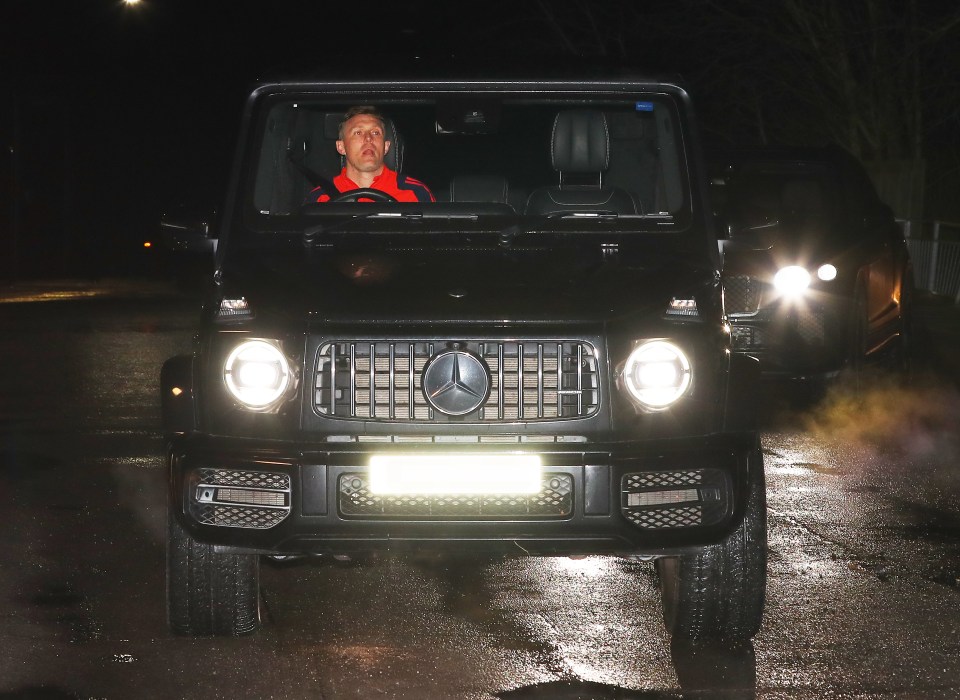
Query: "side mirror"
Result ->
[[154, 206, 218, 292], [719, 218, 780, 252], [159, 207, 218, 254], [713, 213, 732, 240]]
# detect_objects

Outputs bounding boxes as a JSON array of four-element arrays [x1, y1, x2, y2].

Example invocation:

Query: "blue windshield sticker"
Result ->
[[635, 101, 655, 112]]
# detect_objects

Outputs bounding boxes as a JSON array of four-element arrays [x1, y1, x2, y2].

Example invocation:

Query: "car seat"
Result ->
[[524, 110, 637, 216]]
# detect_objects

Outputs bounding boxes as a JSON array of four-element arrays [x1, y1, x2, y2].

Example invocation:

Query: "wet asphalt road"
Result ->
[[1, 280, 960, 699]]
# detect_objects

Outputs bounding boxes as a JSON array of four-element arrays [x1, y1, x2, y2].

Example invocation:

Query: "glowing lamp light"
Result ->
[[817, 264, 838, 281], [773, 265, 811, 297], [223, 340, 291, 410], [637, 360, 680, 388], [368, 455, 542, 495], [622, 340, 692, 410]]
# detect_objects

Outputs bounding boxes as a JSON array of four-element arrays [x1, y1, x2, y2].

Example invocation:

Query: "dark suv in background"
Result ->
[[161, 75, 766, 642], [711, 145, 913, 380]]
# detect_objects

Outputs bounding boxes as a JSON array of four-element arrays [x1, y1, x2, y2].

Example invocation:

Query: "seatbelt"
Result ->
[[287, 147, 338, 196]]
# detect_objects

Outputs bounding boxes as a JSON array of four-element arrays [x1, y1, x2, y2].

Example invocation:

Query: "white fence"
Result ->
[[901, 220, 960, 303]]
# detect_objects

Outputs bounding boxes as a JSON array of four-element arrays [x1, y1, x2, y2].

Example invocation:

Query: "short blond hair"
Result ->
[[338, 106, 386, 139]]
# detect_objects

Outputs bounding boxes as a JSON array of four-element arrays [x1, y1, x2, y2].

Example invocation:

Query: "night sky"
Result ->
[[5, 1, 604, 276], [3, 1, 958, 277]]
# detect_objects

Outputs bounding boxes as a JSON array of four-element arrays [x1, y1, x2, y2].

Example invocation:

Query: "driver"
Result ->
[[306, 105, 435, 203]]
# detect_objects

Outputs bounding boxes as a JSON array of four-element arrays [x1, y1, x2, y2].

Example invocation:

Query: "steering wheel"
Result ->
[[330, 188, 398, 203]]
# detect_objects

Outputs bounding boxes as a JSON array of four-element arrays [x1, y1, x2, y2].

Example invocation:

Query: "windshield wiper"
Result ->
[[545, 211, 622, 220], [497, 221, 540, 247], [498, 211, 629, 245], [301, 211, 424, 247]]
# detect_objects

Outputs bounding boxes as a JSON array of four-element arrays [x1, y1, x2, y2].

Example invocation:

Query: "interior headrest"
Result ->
[[323, 113, 342, 140], [383, 118, 404, 172], [551, 110, 610, 174]]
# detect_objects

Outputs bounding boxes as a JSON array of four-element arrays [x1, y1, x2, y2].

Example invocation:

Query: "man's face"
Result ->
[[336, 114, 392, 175]]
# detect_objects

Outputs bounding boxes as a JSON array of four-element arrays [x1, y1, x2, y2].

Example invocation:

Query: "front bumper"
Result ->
[[169, 431, 761, 557]]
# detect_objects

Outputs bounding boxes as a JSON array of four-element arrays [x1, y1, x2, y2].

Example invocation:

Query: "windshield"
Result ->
[[243, 93, 692, 240], [712, 163, 840, 234]]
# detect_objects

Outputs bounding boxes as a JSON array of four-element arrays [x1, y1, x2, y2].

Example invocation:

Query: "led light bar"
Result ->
[[368, 454, 542, 495]]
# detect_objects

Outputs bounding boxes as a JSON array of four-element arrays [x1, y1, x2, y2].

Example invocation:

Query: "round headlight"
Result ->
[[622, 340, 692, 410], [224, 340, 291, 410], [773, 265, 811, 296], [817, 263, 837, 281]]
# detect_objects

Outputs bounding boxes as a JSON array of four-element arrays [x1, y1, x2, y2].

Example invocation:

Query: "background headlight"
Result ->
[[224, 340, 291, 410], [817, 264, 837, 281], [622, 340, 692, 410], [773, 265, 811, 296]]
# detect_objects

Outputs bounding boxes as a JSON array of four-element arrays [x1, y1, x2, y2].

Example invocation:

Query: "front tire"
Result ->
[[167, 512, 261, 636], [656, 442, 766, 643]]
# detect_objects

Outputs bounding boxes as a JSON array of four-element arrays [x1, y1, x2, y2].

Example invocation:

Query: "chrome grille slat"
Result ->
[[537, 344, 544, 418], [408, 344, 415, 420], [315, 340, 600, 423], [556, 343, 562, 417], [518, 343, 524, 420], [497, 344, 504, 420], [349, 344, 356, 417], [576, 343, 583, 415], [368, 343, 375, 418]]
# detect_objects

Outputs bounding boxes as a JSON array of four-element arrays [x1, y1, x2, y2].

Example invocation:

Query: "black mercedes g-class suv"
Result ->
[[161, 76, 766, 642]]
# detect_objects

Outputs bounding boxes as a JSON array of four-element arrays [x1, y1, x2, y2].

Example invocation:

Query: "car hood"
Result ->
[[219, 240, 716, 325], [721, 221, 850, 269]]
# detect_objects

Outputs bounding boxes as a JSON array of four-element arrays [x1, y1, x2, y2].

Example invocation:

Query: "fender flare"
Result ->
[[724, 352, 761, 433], [161, 354, 197, 435]]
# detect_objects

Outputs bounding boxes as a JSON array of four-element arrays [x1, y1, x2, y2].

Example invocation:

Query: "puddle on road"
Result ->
[[25, 580, 103, 645], [847, 559, 891, 582], [893, 500, 960, 544], [929, 568, 960, 588], [0, 449, 64, 481], [30, 585, 85, 608]]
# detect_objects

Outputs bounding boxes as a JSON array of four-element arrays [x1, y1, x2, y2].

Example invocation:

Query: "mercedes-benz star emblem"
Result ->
[[422, 350, 490, 416]]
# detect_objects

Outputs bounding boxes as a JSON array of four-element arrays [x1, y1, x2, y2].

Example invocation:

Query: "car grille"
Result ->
[[730, 310, 827, 351], [620, 469, 728, 530], [191, 468, 291, 529], [725, 275, 764, 315], [314, 340, 600, 422], [795, 310, 827, 345], [338, 472, 574, 518]]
